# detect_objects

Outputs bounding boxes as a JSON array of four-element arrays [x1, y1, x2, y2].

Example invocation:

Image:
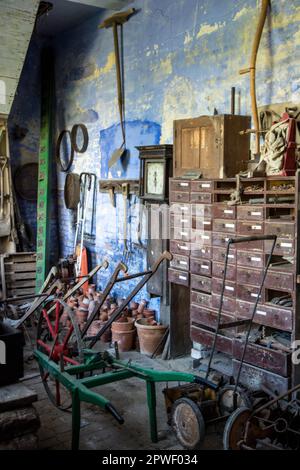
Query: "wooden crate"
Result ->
[[0, 252, 36, 300]]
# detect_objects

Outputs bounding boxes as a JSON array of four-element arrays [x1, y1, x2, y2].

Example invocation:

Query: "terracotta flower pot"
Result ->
[[112, 317, 135, 332], [143, 308, 156, 319], [135, 319, 168, 356], [130, 301, 139, 310], [76, 307, 88, 325], [112, 328, 136, 352], [137, 299, 147, 314], [88, 320, 111, 343]]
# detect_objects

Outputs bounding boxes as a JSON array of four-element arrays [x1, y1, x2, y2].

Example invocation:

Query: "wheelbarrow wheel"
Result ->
[[171, 397, 205, 450], [218, 385, 252, 416], [36, 300, 83, 411], [223, 406, 251, 450]]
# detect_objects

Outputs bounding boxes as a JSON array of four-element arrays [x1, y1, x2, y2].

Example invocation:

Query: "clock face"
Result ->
[[146, 162, 164, 196]]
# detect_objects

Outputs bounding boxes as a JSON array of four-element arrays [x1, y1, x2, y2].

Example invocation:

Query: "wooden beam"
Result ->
[[66, 0, 131, 11]]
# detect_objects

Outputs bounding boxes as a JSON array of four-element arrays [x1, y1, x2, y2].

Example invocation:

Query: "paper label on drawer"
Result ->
[[179, 261, 188, 265], [201, 265, 209, 269], [179, 275, 187, 281], [251, 257, 261, 262], [178, 245, 188, 250], [251, 225, 262, 230], [225, 286, 234, 291], [251, 293, 259, 298], [181, 232, 188, 236], [201, 183, 210, 188], [224, 210, 233, 214], [180, 206, 188, 211], [225, 223, 235, 228], [251, 212, 261, 216], [256, 310, 267, 316], [225, 237, 229, 242], [180, 183, 189, 187], [281, 242, 292, 248], [228, 254, 234, 259], [203, 221, 210, 225], [203, 235, 209, 240], [181, 219, 188, 223]]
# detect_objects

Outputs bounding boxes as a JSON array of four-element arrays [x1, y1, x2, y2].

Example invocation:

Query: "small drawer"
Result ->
[[190, 192, 212, 204], [213, 204, 236, 219], [237, 206, 264, 221], [170, 213, 192, 229], [237, 221, 264, 235], [192, 218, 212, 231], [265, 269, 294, 292], [232, 360, 290, 395], [170, 254, 189, 271], [233, 340, 291, 377], [168, 268, 189, 287], [191, 325, 233, 355], [212, 247, 236, 264], [191, 290, 212, 308], [171, 226, 191, 241], [213, 219, 236, 233], [191, 274, 212, 293], [236, 236, 264, 252], [236, 284, 263, 303], [170, 203, 191, 215], [190, 258, 211, 276], [236, 300, 293, 332], [237, 267, 262, 286], [212, 262, 236, 281], [212, 294, 236, 313], [170, 180, 190, 192], [191, 229, 212, 246], [170, 191, 190, 203], [265, 238, 295, 257], [212, 278, 236, 298], [193, 204, 212, 219], [191, 245, 212, 259], [236, 251, 264, 268], [265, 221, 295, 239], [191, 180, 213, 192], [170, 240, 191, 256], [190, 304, 219, 329], [212, 232, 233, 249]]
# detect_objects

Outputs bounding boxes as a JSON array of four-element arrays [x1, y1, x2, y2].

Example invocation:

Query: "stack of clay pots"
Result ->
[[59, 288, 165, 353]]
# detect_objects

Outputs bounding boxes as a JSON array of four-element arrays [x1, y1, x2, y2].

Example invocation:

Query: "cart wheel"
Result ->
[[171, 397, 205, 450], [36, 300, 83, 411], [218, 385, 252, 416], [223, 406, 251, 450]]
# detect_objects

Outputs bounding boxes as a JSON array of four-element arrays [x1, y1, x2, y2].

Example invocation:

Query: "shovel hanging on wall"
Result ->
[[99, 9, 136, 169]]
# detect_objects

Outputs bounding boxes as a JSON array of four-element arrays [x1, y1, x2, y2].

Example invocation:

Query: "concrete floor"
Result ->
[[23, 347, 223, 450]]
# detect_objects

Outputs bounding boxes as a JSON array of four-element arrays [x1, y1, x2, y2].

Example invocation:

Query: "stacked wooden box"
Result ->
[[168, 175, 300, 393]]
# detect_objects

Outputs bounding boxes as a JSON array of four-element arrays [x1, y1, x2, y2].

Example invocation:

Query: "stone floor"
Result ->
[[22, 345, 223, 451]]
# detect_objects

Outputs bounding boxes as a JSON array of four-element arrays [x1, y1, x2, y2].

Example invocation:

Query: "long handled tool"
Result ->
[[239, 0, 269, 157], [99, 9, 136, 168]]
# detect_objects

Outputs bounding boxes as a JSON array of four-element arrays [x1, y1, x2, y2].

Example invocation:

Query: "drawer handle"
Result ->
[[256, 310, 267, 316], [177, 195, 182, 199], [250, 256, 261, 262], [250, 211, 261, 216]]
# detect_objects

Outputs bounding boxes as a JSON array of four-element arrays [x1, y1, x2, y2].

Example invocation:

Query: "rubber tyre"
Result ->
[[223, 406, 251, 450]]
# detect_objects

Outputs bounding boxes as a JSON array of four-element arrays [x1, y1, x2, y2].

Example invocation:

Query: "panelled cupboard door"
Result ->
[[173, 115, 251, 178], [174, 116, 220, 178]]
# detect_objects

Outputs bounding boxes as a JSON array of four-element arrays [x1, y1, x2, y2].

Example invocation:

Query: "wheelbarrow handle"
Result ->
[[105, 403, 124, 425], [227, 235, 277, 245], [151, 250, 173, 273]]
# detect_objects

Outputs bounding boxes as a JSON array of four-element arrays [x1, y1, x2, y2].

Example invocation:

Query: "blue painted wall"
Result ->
[[9, 0, 300, 309]]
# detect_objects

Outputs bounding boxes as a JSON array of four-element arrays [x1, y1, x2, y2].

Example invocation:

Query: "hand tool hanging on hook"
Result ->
[[99, 9, 136, 168]]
